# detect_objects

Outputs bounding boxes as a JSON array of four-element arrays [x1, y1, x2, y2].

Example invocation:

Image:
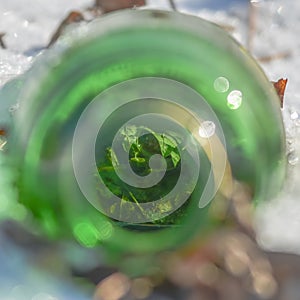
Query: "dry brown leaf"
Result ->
[[272, 78, 288, 108]]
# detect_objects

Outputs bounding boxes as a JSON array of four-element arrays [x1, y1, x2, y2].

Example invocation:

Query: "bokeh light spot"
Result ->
[[131, 278, 153, 299], [94, 273, 130, 300], [227, 90, 243, 110], [214, 76, 229, 93], [98, 221, 114, 241], [198, 120, 216, 138], [74, 222, 100, 248]]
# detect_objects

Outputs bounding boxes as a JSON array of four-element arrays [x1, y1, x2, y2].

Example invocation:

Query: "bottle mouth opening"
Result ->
[[9, 9, 285, 254]]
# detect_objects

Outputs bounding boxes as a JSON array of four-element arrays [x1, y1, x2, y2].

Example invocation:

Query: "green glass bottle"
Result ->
[[8, 9, 285, 270]]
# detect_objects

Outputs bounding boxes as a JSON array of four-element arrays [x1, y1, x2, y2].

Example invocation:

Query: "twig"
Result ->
[[218, 23, 235, 32], [258, 51, 291, 63], [47, 11, 84, 48], [0, 33, 6, 49], [247, 1, 258, 52], [168, 0, 177, 11], [94, 0, 146, 13]]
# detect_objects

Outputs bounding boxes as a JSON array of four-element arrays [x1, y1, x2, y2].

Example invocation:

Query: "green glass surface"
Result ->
[[9, 10, 286, 266]]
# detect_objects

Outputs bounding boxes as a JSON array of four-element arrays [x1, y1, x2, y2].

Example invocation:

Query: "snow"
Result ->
[[1, 0, 300, 298]]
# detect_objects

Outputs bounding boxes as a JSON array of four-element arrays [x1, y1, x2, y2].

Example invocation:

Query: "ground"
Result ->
[[0, 0, 300, 299]]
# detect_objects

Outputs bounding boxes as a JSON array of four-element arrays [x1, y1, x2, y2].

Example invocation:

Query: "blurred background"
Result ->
[[1, 0, 300, 299]]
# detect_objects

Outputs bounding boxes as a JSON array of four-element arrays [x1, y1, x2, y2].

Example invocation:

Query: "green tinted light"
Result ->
[[9, 10, 285, 267]]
